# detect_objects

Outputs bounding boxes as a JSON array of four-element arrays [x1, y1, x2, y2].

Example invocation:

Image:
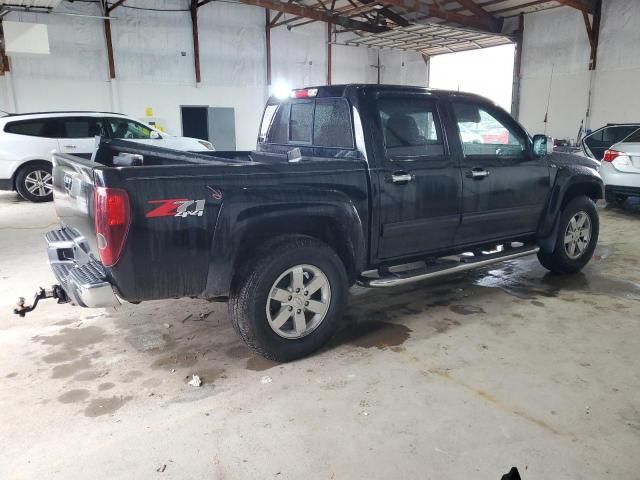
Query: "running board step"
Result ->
[[357, 246, 540, 288]]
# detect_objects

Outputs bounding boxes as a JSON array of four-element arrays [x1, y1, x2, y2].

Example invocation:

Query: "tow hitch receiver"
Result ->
[[14, 285, 70, 317]]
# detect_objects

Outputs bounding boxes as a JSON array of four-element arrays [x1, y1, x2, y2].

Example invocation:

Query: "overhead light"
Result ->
[[272, 81, 291, 100]]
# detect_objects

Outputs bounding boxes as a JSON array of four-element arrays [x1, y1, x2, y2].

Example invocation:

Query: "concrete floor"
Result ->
[[1, 190, 639, 480]]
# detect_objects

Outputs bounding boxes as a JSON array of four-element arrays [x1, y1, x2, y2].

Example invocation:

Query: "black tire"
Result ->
[[15, 162, 53, 203], [537, 195, 599, 274], [229, 236, 348, 362]]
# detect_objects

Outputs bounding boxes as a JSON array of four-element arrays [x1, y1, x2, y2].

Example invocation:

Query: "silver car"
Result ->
[[596, 128, 640, 205]]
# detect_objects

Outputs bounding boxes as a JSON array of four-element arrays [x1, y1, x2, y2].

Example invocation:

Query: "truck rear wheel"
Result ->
[[229, 236, 348, 362], [537, 195, 599, 274]]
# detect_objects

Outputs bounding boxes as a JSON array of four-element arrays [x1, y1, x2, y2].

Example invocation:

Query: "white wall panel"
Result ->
[[519, 0, 640, 141], [0, 0, 426, 149]]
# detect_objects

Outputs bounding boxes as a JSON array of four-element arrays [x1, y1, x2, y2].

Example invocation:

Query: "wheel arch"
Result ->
[[203, 199, 367, 298]]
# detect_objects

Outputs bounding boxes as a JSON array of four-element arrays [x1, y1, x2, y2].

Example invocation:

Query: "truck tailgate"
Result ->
[[52, 152, 99, 253]]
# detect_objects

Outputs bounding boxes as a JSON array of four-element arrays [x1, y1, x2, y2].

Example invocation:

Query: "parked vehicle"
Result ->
[[0, 111, 214, 202], [598, 128, 640, 205], [581, 123, 640, 161], [15, 85, 604, 361]]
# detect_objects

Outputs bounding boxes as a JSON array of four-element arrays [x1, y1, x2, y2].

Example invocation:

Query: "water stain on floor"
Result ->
[[58, 389, 90, 404], [333, 320, 412, 350], [471, 256, 640, 302], [98, 382, 115, 391], [185, 367, 225, 385], [42, 349, 80, 364], [126, 332, 171, 352], [449, 305, 485, 316], [84, 396, 132, 417], [33, 326, 106, 350], [432, 317, 462, 333], [51, 357, 92, 379]]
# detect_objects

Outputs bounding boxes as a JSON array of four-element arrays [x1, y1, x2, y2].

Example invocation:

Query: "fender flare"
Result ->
[[202, 187, 366, 297]]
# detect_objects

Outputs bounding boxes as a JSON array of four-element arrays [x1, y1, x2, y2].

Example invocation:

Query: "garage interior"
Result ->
[[1, 0, 639, 478]]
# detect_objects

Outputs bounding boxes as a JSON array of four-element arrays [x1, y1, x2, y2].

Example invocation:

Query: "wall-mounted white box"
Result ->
[[4, 21, 50, 55]]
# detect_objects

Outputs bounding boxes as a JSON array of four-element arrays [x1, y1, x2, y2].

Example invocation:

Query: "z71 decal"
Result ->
[[146, 198, 206, 218]]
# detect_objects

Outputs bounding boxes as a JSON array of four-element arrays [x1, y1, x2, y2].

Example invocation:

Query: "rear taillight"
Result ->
[[603, 149, 623, 162], [94, 187, 130, 267]]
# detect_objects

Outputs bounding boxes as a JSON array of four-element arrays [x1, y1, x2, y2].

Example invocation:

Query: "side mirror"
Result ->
[[150, 130, 161, 140], [532, 134, 554, 156]]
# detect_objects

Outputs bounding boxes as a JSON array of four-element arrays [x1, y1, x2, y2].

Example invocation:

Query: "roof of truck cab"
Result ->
[[280, 84, 490, 101]]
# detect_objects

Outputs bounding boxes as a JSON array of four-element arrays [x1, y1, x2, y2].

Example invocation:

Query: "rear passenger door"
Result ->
[[374, 94, 462, 260], [58, 117, 107, 158]]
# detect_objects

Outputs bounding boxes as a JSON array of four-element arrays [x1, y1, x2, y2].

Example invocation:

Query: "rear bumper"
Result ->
[[46, 227, 120, 308], [605, 185, 640, 201]]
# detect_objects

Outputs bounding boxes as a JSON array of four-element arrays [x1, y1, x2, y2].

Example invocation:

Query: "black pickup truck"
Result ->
[[18, 85, 603, 361]]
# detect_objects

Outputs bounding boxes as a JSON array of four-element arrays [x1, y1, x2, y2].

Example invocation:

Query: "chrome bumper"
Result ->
[[45, 228, 120, 308]]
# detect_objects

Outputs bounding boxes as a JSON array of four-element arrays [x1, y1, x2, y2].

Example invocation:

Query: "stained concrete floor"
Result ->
[[1, 190, 639, 480]]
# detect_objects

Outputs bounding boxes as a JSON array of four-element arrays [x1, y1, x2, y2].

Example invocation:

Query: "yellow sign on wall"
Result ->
[[145, 107, 153, 117]]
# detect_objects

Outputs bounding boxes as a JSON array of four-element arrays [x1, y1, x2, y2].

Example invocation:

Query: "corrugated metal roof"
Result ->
[[344, 22, 513, 56]]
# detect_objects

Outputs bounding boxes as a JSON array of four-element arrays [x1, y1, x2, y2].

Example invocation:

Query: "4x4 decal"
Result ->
[[146, 199, 205, 218]]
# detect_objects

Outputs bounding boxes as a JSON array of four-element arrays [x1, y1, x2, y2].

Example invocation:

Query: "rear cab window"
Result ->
[[259, 97, 354, 150]]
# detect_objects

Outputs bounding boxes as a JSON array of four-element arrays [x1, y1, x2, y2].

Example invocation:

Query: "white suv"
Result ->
[[0, 112, 215, 202]]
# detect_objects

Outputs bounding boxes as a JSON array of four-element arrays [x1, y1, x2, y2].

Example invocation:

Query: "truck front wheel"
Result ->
[[229, 236, 348, 362], [537, 195, 599, 274]]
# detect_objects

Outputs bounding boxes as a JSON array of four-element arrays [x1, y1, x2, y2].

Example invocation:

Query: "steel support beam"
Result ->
[[0, 19, 10, 76], [266, 9, 272, 87], [190, 0, 201, 83], [376, 0, 502, 33], [511, 13, 524, 119], [327, 22, 332, 84], [584, 0, 601, 70], [454, 0, 497, 24], [101, 1, 126, 79], [555, 0, 595, 13], [235, 0, 388, 33]]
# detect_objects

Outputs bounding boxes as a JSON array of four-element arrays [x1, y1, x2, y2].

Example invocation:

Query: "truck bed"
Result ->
[[52, 138, 370, 303]]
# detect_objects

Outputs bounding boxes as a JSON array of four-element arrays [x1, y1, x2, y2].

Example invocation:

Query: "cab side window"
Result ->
[[452, 102, 526, 158], [377, 97, 445, 158]]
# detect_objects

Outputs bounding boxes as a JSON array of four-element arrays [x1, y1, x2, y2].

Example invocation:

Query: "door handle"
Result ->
[[466, 168, 490, 179], [391, 172, 413, 184]]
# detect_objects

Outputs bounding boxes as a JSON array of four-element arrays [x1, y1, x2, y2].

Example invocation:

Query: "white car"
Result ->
[[0, 111, 214, 202], [599, 128, 640, 206]]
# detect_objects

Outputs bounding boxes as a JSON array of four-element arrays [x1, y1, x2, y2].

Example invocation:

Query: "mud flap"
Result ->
[[538, 213, 561, 255]]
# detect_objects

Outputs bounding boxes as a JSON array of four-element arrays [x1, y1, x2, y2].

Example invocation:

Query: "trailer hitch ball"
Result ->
[[13, 285, 69, 317]]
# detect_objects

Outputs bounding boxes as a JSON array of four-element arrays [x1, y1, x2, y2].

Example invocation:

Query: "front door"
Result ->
[[375, 94, 462, 261], [450, 100, 550, 246]]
